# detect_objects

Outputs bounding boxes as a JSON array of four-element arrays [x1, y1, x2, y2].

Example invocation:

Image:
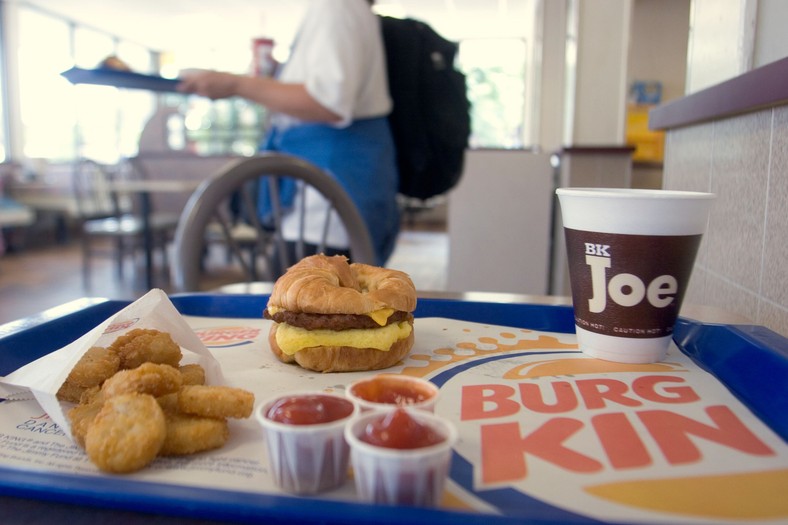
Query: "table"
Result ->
[[0, 197, 34, 254], [0, 293, 783, 525], [8, 180, 81, 243], [110, 179, 201, 290]]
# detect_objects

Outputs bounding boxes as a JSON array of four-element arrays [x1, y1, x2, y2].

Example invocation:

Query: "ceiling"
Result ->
[[22, 0, 311, 53], [19, 0, 532, 57]]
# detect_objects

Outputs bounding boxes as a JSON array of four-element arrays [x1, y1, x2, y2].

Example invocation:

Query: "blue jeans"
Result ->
[[259, 117, 400, 266]]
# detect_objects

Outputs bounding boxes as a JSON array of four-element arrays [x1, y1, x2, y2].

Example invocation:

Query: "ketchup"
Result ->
[[360, 408, 445, 449], [266, 394, 354, 425], [352, 377, 433, 406]]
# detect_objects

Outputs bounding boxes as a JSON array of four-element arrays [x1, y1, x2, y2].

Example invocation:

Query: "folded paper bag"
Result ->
[[0, 289, 224, 442]]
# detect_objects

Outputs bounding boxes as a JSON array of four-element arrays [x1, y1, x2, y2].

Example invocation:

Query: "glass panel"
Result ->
[[458, 38, 527, 149], [18, 8, 159, 163], [74, 84, 121, 163], [160, 43, 266, 156], [117, 40, 154, 73], [0, 37, 5, 162], [17, 9, 75, 160], [74, 27, 114, 69], [118, 89, 157, 158], [167, 93, 266, 156]]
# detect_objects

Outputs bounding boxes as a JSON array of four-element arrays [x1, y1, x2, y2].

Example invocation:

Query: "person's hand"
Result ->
[[176, 71, 241, 100]]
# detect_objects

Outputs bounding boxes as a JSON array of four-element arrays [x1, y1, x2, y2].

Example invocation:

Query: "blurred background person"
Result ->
[[177, 0, 399, 274]]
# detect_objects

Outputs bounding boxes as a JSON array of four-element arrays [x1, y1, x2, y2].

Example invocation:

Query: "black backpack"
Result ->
[[379, 16, 471, 201]]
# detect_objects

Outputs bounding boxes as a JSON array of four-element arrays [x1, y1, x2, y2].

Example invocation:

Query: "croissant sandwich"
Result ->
[[263, 254, 417, 373]]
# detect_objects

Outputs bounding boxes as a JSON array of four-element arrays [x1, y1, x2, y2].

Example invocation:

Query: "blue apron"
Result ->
[[259, 117, 400, 266]]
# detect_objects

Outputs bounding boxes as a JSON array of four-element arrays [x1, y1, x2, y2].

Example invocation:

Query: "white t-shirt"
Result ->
[[273, 0, 396, 253], [274, 0, 391, 128]]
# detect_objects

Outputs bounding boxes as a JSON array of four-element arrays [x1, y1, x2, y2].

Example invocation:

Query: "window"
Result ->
[[73, 26, 115, 69], [459, 38, 528, 149], [15, 7, 163, 164], [17, 8, 76, 161], [15, 5, 264, 164], [159, 95, 267, 157], [161, 49, 267, 156], [0, 39, 6, 162]]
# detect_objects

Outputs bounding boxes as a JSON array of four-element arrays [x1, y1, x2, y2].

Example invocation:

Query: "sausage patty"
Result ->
[[264, 309, 412, 331]]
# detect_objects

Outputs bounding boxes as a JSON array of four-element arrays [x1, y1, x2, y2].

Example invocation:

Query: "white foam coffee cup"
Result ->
[[556, 188, 715, 363]]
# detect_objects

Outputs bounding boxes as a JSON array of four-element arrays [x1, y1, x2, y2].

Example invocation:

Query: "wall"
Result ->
[[664, 0, 788, 337], [662, 106, 787, 337], [447, 150, 554, 294], [569, 0, 631, 144], [535, 0, 568, 152], [540, 0, 689, 148], [684, 0, 756, 93], [626, 0, 690, 189], [685, 0, 788, 93], [753, 0, 788, 67], [626, 0, 689, 104]]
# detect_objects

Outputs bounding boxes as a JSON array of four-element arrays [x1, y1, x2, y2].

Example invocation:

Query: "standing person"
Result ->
[[176, 0, 399, 273]]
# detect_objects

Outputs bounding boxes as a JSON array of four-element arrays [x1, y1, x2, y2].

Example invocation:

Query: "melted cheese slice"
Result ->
[[275, 321, 412, 356], [367, 308, 394, 326]]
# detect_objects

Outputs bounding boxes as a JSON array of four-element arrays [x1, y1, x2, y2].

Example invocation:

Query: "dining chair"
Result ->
[[73, 159, 176, 290], [127, 151, 236, 222], [171, 153, 376, 292]]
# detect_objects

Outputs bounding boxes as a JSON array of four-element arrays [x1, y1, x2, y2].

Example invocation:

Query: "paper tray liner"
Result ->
[[0, 295, 786, 525]]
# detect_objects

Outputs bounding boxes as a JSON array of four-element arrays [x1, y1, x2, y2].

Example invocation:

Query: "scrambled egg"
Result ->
[[275, 321, 412, 356]]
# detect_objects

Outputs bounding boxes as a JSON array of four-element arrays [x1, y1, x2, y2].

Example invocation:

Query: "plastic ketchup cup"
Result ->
[[346, 374, 439, 412], [256, 391, 359, 494], [345, 408, 457, 507]]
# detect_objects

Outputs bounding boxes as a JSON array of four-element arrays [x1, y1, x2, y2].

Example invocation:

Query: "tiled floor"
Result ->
[[385, 229, 449, 292], [0, 227, 449, 326]]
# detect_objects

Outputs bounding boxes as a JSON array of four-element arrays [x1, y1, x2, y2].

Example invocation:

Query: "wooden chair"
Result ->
[[73, 159, 177, 290], [171, 153, 376, 292]]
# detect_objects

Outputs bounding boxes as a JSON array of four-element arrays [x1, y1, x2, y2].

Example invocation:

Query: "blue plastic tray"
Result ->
[[61, 67, 180, 93], [1, 294, 786, 525]]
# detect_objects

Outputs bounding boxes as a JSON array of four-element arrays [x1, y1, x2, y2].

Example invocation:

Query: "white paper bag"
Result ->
[[0, 289, 224, 441]]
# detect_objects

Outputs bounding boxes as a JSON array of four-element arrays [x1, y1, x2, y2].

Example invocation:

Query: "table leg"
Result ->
[[140, 191, 153, 290]]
